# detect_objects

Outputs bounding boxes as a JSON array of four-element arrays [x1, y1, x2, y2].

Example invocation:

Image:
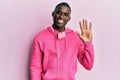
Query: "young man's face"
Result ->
[[52, 6, 71, 29]]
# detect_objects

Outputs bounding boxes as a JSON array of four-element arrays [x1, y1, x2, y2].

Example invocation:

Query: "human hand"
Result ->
[[77, 19, 93, 42]]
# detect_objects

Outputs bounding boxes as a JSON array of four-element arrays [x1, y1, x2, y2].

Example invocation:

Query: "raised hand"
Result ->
[[77, 19, 93, 42]]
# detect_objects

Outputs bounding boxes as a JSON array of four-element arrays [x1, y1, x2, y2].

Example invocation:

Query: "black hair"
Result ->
[[54, 2, 71, 12]]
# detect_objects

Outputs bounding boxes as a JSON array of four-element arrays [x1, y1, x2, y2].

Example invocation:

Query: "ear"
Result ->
[[68, 16, 71, 21], [52, 11, 55, 17]]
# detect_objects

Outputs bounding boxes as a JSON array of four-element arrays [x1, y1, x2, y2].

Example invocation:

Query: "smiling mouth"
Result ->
[[57, 20, 64, 24]]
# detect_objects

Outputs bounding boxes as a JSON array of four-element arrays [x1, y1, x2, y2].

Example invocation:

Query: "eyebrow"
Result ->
[[55, 10, 70, 15]]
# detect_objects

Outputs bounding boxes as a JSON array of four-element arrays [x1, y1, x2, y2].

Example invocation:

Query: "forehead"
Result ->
[[55, 6, 71, 13]]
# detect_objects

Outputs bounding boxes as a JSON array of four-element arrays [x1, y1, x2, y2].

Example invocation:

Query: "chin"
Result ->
[[55, 24, 64, 28], [58, 25, 65, 29], [58, 23, 66, 27]]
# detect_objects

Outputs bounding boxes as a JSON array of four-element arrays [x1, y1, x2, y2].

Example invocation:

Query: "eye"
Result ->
[[64, 13, 69, 16], [56, 11, 61, 15]]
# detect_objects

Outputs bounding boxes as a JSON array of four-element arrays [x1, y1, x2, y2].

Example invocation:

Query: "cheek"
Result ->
[[55, 14, 60, 18], [67, 17, 70, 21], [65, 18, 70, 22], [54, 15, 59, 20]]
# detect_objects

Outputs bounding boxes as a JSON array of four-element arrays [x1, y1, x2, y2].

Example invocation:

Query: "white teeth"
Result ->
[[58, 20, 64, 24]]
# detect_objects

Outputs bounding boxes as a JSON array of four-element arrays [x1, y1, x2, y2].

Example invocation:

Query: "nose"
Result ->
[[59, 13, 64, 19]]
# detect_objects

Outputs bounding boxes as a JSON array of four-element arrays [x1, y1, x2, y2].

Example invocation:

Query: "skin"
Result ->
[[52, 6, 71, 32], [77, 19, 93, 42], [52, 5, 93, 42]]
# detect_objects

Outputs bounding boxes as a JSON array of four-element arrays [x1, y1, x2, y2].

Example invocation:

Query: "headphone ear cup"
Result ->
[[62, 32, 65, 38], [58, 32, 65, 40], [51, 26, 65, 40], [58, 33, 62, 40]]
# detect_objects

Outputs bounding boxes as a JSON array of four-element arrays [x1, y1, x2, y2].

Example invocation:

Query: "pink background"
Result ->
[[0, 0, 120, 80]]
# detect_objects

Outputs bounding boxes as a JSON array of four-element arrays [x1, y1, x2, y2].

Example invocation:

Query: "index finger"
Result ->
[[89, 22, 92, 32], [79, 21, 83, 33]]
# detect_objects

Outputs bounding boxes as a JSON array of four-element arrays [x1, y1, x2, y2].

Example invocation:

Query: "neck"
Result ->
[[52, 25, 65, 32]]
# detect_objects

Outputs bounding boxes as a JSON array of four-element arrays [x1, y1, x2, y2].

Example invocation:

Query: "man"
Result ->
[[30, 2, 94, 80]]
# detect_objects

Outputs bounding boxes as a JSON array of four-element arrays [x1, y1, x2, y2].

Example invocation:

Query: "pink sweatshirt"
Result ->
[[30, 26, 94, 80]]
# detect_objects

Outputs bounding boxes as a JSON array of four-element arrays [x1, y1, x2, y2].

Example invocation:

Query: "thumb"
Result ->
[[76, 31, 85, 41]]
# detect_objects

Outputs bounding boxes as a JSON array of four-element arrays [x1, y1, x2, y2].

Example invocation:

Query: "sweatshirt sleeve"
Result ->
[[77, 41, 94, 70], [30, 37, 43, 80]]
